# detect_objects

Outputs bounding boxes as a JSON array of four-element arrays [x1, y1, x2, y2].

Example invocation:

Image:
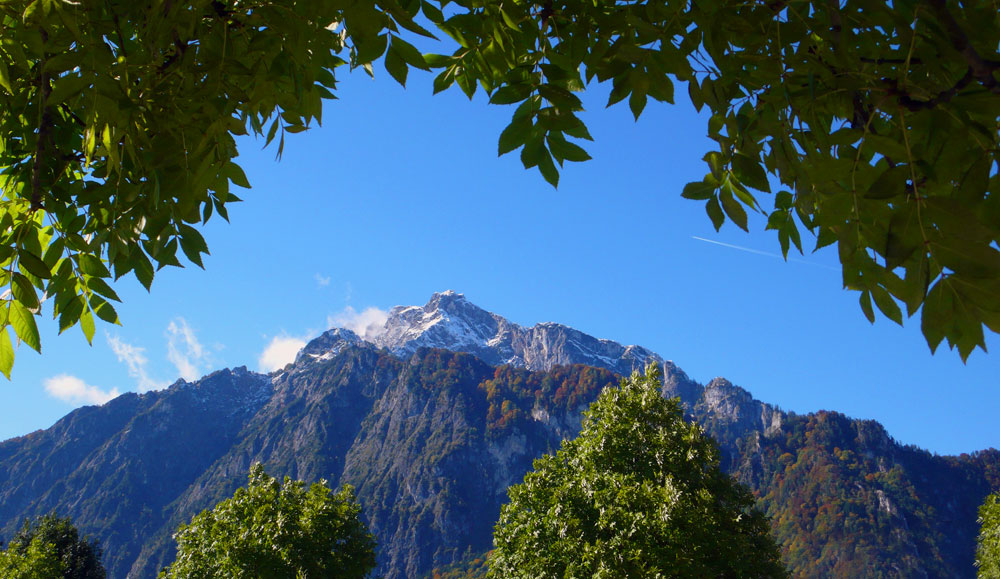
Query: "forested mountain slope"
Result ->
[[0, 292, 996, 578]]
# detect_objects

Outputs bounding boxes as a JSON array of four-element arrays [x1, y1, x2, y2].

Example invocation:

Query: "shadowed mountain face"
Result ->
[[0, 292, 997, 578]]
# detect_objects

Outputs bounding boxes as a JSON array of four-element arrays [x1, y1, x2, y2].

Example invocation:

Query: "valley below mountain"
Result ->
[[1, 291, 996, 578]]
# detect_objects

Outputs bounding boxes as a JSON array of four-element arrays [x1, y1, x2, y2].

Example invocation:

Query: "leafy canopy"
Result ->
[[979, 492, 1000, 578], [487, 366, 787, 578], [0, 539, 64, 579], [161, 463, 376, 578], [0, 0, 997, 377], [1, 514, 105, 579]]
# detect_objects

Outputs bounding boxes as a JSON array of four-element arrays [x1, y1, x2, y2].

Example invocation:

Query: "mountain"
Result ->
[[0, 291, 997, 578], [336, 290, 662, 376]]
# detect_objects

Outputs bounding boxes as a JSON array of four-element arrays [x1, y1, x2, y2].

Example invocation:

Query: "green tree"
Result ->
[[979, 492, 1000, 578], [8, 514, 106, 579], [487, 366, 786, 578], [0, 0, 996, 372], [0, 537, 65, 579], [161, 463, 376, 579]]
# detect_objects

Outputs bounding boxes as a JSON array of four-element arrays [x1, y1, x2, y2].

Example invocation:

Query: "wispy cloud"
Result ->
[[258, 335, 307, 372], [44, 374, 119, 406], [166, 318, 209, 381], [328, 306, 388, 340], [691, 236, 838, 270], [107, 334, 168, 392], [315, 273, 331, 287]]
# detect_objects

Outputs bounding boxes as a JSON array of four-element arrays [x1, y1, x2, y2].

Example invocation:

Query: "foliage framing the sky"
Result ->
[[0, 0, 997, 378]]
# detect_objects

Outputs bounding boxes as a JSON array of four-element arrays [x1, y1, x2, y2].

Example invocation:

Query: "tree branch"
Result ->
[[31, 28, 51, 213], [925, 0, 999, 90]]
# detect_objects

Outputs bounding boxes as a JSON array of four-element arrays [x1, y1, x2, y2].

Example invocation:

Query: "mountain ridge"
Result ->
[[0, 291, 996, 578]]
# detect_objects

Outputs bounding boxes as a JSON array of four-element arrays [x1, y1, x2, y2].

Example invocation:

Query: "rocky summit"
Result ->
[[305, 290, 663, 376], [0, 292, 997, 578]]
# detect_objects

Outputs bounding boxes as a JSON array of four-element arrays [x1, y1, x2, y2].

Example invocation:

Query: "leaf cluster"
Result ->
[[436, 0, 1000, 358], [2, 0, 997, 372], [0, 514, 104, 579], [488, 366, 786, 578], [0, 0, 434, 374], [979, 492, 1000, 578], [161, 463, 376, 578]]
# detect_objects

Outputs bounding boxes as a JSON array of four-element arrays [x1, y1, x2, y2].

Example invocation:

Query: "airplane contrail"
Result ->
[[691, 236, 839, 271], [691, 236, 779, 258]]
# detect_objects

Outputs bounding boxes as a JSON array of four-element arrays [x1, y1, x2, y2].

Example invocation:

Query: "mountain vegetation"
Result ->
[[0, 1, 997, 372]]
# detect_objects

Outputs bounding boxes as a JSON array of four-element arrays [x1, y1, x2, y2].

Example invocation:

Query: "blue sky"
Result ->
[[1, 64, 996, 457]]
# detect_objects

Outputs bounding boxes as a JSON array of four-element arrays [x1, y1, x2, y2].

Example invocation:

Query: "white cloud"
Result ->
[[315, 273, 331, 287], [44, 374, 119, 406], [258, 335, 307, 372], [166, 318, 208, 381], [327, 306, 389, 341], [107, 334, 168, 392]]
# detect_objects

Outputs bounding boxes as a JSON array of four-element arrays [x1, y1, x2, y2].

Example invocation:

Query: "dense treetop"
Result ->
[[0, 0, 997, 376], [0, 514, 105, 579], [979, 492, 1000, 578], [161, 463, 376, 578], [488, 366, 787, 577]]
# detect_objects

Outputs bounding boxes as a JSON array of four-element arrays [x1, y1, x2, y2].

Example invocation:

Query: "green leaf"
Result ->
[[0, 59, 12, 94], [629, 90, 647, 121], [0, 326, 13, 379], [546, 135, 591, 163], [79, 308, 95, 344], [423, 53, 453, 68], [491, 84, 533, 105], [520, 137, 546, 169], [87, 277, 121, 301], [731, 153, 770, 193], [76, 254, 111, 278], [432, 68, 455, 94], [132, 251, 155, 291], [681, 181, 715, 201], [58, 295, 84, 334], [42, 237, 65, 268], [384, 45, 409, 86], [872, 286, 903, 325], [859, 290, 876, 324], [498, 117, 533, 156], [9, 301, 40, 352], [354, 33, 388, 65], [706, 196, 725, 231], [89, 294, 120, 325], [223, 163, 252, 189], [865, 165, 908, 199], [720, 190, 749, 231], [390, 37, 429, 70], [11, 273, 40, 311], [537, 151, 559, 188], [18, 251, 51, 279]]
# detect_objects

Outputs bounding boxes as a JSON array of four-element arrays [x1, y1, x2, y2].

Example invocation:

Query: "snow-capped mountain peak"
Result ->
[[304, 292, 663, 376]]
